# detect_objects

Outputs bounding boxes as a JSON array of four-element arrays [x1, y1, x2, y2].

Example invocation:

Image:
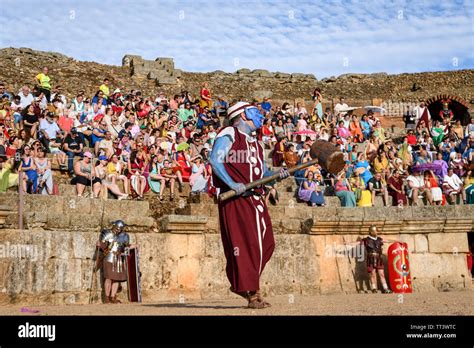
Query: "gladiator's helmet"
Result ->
[[111, 220, 126, 233]]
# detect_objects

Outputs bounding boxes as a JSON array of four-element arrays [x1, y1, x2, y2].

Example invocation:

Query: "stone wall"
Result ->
[[1, 48, 472, 108], [0, 192, 471, 305]]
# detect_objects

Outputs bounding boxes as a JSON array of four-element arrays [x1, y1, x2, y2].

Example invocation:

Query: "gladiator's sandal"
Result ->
[[247, 291, 271, 309], [111, 296, 121, 304]]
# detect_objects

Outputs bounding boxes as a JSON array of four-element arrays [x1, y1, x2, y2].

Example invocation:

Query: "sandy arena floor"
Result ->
[[0, 291, 473, 316]]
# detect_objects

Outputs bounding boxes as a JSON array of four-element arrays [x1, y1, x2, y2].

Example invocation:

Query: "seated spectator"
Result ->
[[274, 119, 285, 136], [433, 152, 448, 178], [424, 170, 442, 205], [337, 120, 350, 140], [387, 150, 404, 175], [19, 145, 38, 193], [415, 147, 431, 165], [354, 152, 373, 185], [148, 154, 167, 200], [71, 151, 102, 197], [360, 114, 371, 140], [298, 170, 325, 207], [349, 115, 363, 142], [261, 119, 274, 148], [397, 138, 413, 169], [464, 170, 474, 204], [372, 121, 386, 143], [196, 109, 212, 130], [373, 149, 389, 182], [406, 129, 417, 146], [407, 169, 432, 206], [335, 171, 356, 207], [189, 155, 208, 193], [272, 134, 287, 167], [95, 155, 128, 200], [38, 111, 61, 151], [284, 117, 295, 141], [351, 168, 372, 207], [365, 136, 378, 162], [5, 135, 20, 158], [98, 131, 114, 158], [450, 151, 467, 178], [172, 143, 190, 184], [430, 120, 445, 146], [367, 172, 389, 206], [160, 158, 178, 201], [443, 167, 466, 204], [106, 154, 129, 196], [0, 147, 19, 192], [34, 146, 53, 195], [21, 104, 39, 139], [264, 179, 279, 206], [283, 143, 299, 168], [127, 149, 149, 200], [63, 128, 84, 175], [387, 170, 407, 206], [91, 120, 108, 155]]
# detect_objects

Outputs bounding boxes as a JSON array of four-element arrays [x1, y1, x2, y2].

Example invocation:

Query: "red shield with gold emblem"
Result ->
[[388, 242, 412, 293]]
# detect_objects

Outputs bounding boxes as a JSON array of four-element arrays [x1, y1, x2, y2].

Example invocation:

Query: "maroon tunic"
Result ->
[[213, 126, 275, 292]]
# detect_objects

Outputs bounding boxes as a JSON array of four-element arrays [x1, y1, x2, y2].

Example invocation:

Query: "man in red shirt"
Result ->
[[58, 110, 74, 134], [406, 130, 417, 146]]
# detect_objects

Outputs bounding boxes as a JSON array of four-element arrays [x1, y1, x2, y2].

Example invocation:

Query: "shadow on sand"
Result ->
[[142, 302, 245, 310]]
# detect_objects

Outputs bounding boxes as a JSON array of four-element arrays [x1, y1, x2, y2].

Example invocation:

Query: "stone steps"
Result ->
[[0, 192, 156, 231]]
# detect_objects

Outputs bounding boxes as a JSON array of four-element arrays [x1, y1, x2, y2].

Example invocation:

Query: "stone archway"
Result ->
[[426, 94, 471, 125]]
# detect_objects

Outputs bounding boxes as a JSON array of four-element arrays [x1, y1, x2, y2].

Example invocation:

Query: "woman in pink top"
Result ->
[[337, 120, 350, 139], [297, 113, 307, 131]]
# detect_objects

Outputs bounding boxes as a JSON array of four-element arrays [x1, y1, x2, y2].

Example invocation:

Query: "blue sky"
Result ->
[[0, 0, 473, 78]]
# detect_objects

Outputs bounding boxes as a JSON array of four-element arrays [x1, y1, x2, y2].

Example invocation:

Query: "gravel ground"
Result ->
[[1, 291, 473, 316]]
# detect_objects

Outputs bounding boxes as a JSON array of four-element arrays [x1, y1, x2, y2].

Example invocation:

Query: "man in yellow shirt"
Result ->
[[36, 67, 51, 102], [99, 78, 110, 99]]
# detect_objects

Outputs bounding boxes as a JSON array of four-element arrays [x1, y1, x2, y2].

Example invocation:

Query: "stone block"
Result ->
[[46, 212, 70, 229], [72, 233, 97, 259], [428, 233, 469, 253], [165, 233, 188, 259], [275, 72, 291, 78], [410, 206, 436, 219], [284, 206, 312, 220], [70, 213, 102, 230], [236, 68, 251, 74], [64, 196, 92, 214], [161, 215, 207, 233], [251, 69, 274, 77], [414, 234, 428, 253], [25, 195, 64, 215], [187, 234, 204, 259], [205, 216, 219, 233], [291, 73, 307, 79], [281, 218, 303, 234], [337, 207, 365, 220], [410, 253, 469, 279], [176, 257, 200, 290], [397, 234, 415, 253]]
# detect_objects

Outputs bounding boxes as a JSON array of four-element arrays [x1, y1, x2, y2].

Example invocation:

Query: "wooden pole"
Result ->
[[218, 159, 318, 201]]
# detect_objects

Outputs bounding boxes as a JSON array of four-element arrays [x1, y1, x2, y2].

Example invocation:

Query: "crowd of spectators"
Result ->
[[0, 68, 473, 208]]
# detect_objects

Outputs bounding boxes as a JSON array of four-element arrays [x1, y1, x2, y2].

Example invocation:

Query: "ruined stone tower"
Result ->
[[122, 54, 182, 85]]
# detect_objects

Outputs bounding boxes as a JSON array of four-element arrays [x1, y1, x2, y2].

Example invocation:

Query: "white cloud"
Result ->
[[0, 0, 472, 78]]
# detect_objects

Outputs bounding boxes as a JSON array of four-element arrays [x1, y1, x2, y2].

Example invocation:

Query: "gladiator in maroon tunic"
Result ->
[[213, 126, 275, 292]]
